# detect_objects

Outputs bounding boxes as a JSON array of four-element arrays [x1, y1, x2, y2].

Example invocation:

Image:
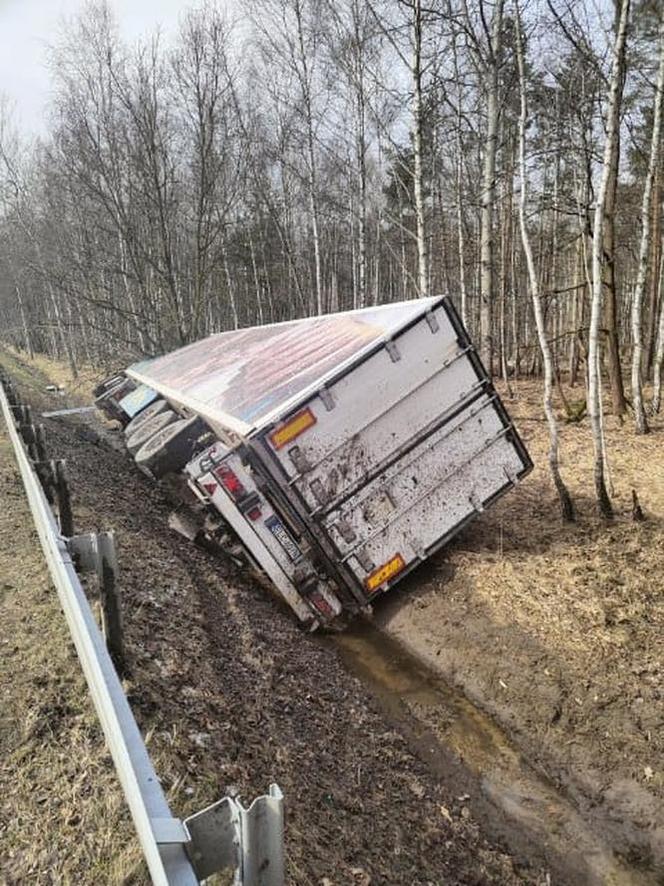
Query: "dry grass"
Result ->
[[0, 428, 148, 884], [1, 346, 109, 407], [483, 378, 664, 708]]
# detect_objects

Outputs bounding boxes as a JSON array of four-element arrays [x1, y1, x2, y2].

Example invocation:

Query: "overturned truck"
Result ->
[[96, 296, 532, 628]]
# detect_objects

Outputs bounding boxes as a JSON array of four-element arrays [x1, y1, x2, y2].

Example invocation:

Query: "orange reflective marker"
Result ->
[[365, 553, 406, 593], [269, 408, 317, 450]]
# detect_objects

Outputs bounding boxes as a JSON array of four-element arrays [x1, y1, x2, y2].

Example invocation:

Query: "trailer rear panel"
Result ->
[[254, 298, 530, 601]]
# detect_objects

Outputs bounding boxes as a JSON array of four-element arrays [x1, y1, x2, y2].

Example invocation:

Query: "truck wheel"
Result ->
[[126, 410, 176, 455], [134, 416, 206, 479], [124, 398, 169, 438], [93, 374, 124, 398]]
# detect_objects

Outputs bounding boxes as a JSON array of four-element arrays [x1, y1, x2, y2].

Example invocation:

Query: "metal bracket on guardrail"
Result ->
[[149, 785, 284, 885], [149, 784, 284, 885], [186, 785, 284, 884]]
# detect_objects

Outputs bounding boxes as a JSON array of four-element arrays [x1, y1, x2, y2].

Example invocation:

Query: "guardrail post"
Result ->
[[67, 533, 125, 676], [12, 405, 28, 425], [19, 423, 39, 462], [98, 532, 125, 677], [34, 460, 56, 504], [5, 382, 19, 407], [35, 424, 48, 462], [54, 458, 74, 537]]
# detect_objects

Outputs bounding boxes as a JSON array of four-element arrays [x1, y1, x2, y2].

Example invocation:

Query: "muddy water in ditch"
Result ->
[[332, 625, 657, 886]]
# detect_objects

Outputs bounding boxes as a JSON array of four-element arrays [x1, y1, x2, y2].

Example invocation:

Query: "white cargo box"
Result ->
[[127, 297, 531, 616]]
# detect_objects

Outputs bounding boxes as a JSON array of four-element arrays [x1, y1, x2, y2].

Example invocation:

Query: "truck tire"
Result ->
[[126, 409, 176, 455], [93, 374, 124, 398], [123, 398, 169, 438], [134, 416, 206, 479]]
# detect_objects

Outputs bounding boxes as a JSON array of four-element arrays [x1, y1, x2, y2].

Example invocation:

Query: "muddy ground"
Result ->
[[374, 381, 664, 879], [0, 353, 537, 884], [2, 347, 662, 885]]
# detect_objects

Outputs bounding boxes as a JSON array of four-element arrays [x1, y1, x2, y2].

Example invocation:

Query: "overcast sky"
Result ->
[[0, 0, 189, 136]]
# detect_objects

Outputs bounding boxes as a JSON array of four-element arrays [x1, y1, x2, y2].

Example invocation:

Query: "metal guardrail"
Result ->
[[0, 375, 284, 886]]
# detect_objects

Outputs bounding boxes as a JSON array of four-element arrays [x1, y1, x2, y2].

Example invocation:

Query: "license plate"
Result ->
[[264, 516, 301, 561]]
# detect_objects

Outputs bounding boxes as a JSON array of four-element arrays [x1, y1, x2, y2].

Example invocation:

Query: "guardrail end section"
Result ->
[[183, 784, 284, 885], [240, 784, 284, 886]]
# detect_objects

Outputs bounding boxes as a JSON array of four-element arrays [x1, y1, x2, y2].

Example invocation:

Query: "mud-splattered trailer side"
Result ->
[[115, 296, 532, 627]]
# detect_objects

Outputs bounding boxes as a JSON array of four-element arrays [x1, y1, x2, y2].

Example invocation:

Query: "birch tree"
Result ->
[[366, 0, 431, 299], [652, 278, 664, 411], [478, 0, 505, 373], [631, 16, 664, 434], [515, 3, 574, 522], [250, 0, 327, 315], [589, 0, 631, 518], [410, 0, 428, 296], [450, 8, 468, 328]]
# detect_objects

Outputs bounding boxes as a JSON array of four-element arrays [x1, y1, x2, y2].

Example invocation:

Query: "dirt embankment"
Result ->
[[373, 381, 664, 877], [0, 353, 535, 884]]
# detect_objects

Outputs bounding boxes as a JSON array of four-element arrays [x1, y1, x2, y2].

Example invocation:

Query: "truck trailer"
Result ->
[[96, 296, 532, 628]]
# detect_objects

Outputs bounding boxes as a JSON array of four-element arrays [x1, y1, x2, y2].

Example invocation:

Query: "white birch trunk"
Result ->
[[479, 0, 504, 370], [515, 1, 574, 521], [451, 20, 468, 327], [411, 0, 428, 297], [14, 283, 33, 359], [632, 17, 664, 433], [651, 247, 664, 411], [294, 0, 324, 315], [589, 0, 630, 518]]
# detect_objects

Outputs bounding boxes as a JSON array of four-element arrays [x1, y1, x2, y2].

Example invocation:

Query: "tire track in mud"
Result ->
[[332, 625, 660, 886]]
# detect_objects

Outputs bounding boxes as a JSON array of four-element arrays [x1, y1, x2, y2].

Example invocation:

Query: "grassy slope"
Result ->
[[0, 348, 146, 885]]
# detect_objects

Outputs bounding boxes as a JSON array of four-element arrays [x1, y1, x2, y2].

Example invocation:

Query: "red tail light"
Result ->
[[214, 464, 246, 500], [308, 591, 335, 619]]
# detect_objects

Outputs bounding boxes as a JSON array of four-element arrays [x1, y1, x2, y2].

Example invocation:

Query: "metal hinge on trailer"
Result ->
[[156, 784, 285, 885], [502, 464, 521, 487]]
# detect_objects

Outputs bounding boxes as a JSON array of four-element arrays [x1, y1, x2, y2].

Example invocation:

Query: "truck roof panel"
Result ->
[[126, 297, 441, 435]]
